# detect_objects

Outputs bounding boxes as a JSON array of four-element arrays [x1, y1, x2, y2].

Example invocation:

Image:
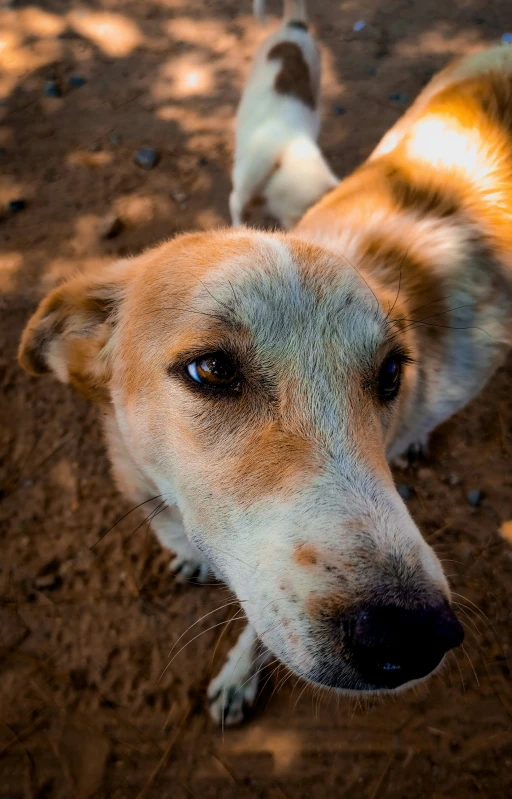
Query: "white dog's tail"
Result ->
[[253, 1, 307, 25]]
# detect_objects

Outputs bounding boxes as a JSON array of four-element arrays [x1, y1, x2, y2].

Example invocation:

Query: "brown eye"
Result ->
[[186, 352, 239, 389]]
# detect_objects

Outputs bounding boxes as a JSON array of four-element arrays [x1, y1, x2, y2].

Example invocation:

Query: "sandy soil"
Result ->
[[1, 1, 511, 797]]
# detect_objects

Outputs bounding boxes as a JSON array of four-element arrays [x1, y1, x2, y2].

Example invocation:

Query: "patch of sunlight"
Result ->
[[225, 726, 301, 772], [0, 26, 62, 97], [0, 177, 26, 204], [113, 193, 173, 227], [66, 150, 113, 169], [66, 215, 106, 258], [19, 6, 66, 38], [165, 18, 239, 55], [153, 54, 214, 101], [396, 28, 484, 60], [195, 208, 227, 229], [42, 257, 111, 289], [68, 11, 142, 57], [0, 252, 23, 294]]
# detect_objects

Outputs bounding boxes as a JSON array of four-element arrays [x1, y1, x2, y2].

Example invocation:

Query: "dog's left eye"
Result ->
[[377, 354, 403, 402], [185, 352, 240, 390]]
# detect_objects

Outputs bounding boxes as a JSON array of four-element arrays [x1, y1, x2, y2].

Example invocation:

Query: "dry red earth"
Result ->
[[1, 1, 511, 797]]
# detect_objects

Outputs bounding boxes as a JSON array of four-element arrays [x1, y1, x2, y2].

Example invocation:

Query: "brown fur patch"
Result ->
[[384, 164, 461, 219], [225, 421, 319, 505], [294, 543, 319, 567], [305, 589, 344, 621], [358, 235, 448, 350], [268, 42, 315, 109]]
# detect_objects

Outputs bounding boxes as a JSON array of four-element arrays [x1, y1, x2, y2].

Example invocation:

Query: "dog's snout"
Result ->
[[345, 601, 464, 688]]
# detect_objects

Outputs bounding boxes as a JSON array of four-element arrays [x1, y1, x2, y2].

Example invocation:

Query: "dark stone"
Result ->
[[334, 104, 346, 115], [68, 75, 87, 89], [44, 80, 61, 98], [8, 199, 26, 213], [389, 92, 409, 103], [134, 147, 160, 169], [467, 489, 483, 507], [397, 484, 413, 501]]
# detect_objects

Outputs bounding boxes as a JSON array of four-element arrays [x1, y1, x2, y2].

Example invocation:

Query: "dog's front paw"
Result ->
[[207, 661, 260, 726], [170, 553, 211, 585], [207, 624, 270, 726]]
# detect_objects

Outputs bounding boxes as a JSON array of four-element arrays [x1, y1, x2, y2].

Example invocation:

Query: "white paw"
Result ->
[[170, 553, 211, 585], [207, 624, 270, 726], [207, 661, 260, 726]]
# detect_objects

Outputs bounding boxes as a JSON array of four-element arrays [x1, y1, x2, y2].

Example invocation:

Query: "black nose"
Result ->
[[345, 601, 464, 689]]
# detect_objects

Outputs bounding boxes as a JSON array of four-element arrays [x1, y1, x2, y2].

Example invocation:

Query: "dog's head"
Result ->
[[20, 229, 463, 691]]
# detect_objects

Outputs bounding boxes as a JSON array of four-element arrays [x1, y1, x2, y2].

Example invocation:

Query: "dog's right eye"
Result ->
[[185, 353, 240, 391]]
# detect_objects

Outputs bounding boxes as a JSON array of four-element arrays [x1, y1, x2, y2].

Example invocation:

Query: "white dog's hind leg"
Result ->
[[208, 624, 272, 725]]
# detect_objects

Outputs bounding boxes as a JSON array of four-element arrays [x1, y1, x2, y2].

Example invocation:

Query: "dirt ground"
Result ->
[[1, 1, 512, 797]]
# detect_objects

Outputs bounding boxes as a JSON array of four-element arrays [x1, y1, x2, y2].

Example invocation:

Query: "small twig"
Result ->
[[369, 753, 395, 799], [135, 704, 192, 799]]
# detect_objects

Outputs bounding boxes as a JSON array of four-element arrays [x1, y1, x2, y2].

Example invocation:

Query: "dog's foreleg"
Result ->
[[207, 623, 272, 725], [150, 504, 212, 584]]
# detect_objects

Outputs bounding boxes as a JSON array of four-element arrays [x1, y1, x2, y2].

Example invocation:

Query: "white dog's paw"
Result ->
[[407, 437, 429, 460], [207, 665, 260, 726], [170, 553, 211, 585], [207, 624, 270, 726]]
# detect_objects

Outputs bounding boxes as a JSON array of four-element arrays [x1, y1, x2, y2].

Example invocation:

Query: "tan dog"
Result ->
[[20, 45, 512, 725], [230, 0, 338, 228]]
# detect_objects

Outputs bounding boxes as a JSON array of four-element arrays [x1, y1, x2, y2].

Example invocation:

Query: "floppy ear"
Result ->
[[19, 262, 131, 402]]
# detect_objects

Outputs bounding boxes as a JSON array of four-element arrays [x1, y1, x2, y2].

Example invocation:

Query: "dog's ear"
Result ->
[[19, 262, 132, 402]]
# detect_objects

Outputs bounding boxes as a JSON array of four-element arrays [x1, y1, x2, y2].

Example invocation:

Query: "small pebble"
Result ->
[[448, 474, 461, 487], [466, 489, 483, 507], [68, 75, 87, 89], [397, 484, 413, 501], [334, 104, 346, 115], [417, 467, 433, 481], [97, 213, 123, 240], [389, 92, 409, 103], [111, 133, 122, 146], [353, 20, 366, 32], [134, 147, 160, 169], [34, 573, 62, 590], [44, 80, 61, 98], [502, 33, 512, 44], [171, 190, 188, 208], [367, 65, 377, 77], [197, 156, 208, 167], [474, 17, 485, 25], [8, 199, 26, 213]]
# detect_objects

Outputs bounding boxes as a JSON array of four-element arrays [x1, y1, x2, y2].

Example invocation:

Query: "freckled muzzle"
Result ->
[[342, 600, 464, 689]]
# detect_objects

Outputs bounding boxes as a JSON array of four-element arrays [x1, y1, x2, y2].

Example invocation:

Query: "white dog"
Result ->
[[230, 0, 338, 228]]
